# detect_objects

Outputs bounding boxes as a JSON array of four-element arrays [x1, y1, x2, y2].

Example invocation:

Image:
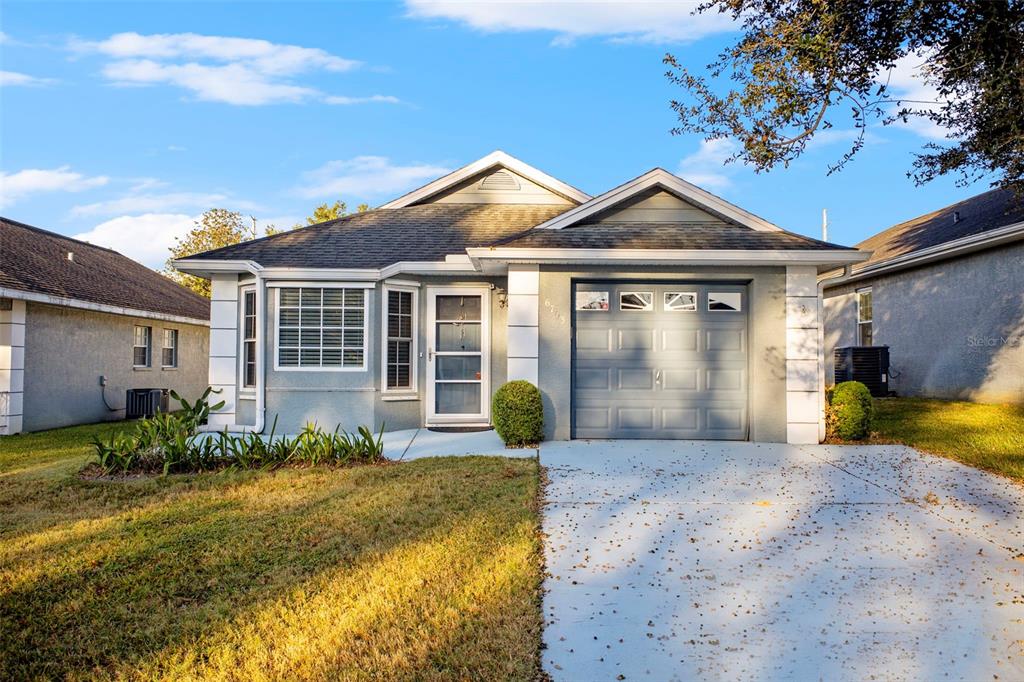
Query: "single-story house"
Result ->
[[0, 217, 211, 434], [174, 152, 867, 444], [823, 189, 1024, 403]]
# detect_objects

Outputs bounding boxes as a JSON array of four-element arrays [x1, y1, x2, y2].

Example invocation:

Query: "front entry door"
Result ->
[[426, 287, 490, 425]]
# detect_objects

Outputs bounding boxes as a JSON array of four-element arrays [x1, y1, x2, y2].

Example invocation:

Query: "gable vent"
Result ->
[[479, 169, 521, 191]]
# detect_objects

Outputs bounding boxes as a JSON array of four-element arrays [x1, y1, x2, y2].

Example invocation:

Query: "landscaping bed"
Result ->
[[0, 422, 544, 680]]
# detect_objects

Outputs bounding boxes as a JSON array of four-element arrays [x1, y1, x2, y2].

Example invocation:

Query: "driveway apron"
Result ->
[[540, 440, 1024, 681]]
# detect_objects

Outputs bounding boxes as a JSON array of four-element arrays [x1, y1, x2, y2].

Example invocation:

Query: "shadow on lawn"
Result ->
[[0, 456, 540, 680]]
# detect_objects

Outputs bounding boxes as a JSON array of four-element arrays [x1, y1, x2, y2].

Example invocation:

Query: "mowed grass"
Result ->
[[0, 422, 544, 680], [872, 398, 1024, 482]]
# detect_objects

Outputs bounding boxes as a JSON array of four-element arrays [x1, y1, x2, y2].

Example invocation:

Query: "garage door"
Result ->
[[572, 282, 749, 440]]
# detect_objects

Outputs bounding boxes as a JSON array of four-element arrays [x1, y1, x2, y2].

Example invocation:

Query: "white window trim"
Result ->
[[272, 284, 370, 372], [381, 284, 419, 395], [856, 286, 873, 345], [707, 291, 743, 312], [239, 286, 257, 395], [619, 291, 654, 311], [133, 325, 152, 368], [664, 291, 698, 312], [161, 328, 179, 369]]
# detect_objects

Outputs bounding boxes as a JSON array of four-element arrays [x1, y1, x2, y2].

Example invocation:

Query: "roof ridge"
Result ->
[[1, 216, 122, 254]]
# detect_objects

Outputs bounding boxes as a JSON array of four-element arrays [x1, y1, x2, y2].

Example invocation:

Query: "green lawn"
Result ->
[[0, 422, 544, 680], [872, 398, 1024, 482]]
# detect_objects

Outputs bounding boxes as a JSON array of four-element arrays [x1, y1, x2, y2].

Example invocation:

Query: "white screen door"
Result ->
[[426, 287, 490, 425]]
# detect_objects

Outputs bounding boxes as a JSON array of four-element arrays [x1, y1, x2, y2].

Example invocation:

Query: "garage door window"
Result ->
[[576, 291, 609, 311], [619, 292, 653, 311], [664, 292, 697, 311], [708, 292, 742, 312]]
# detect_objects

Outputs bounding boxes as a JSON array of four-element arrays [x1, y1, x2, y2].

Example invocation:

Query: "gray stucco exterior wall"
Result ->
[[536, 265, 788, 442], [241, 276, 508, 434], [21, 303, 209, 432], [824, 242, 1024, 403]]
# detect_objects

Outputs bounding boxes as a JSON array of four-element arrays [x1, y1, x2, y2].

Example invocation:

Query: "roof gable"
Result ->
[[533, 168, 783, 232], [590, 187, 729, 225], [379, 151, 590, 208]]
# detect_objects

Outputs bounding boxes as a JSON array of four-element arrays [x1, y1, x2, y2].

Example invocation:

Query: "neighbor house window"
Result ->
[[277, 287, 366, 369], [161, 329, 178, 368], [242, 289, 256, 388], [857, 287, 873, 346], [384, 288, 417, 391], [133, 326, 151, 367]]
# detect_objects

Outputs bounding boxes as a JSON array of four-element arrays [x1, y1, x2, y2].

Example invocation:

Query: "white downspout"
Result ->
[[816, 264, 852, 441]]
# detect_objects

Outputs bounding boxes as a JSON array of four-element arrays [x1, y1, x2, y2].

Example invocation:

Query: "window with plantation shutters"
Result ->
[[277, 287, 366, 369], [386, 289, 414, 390]]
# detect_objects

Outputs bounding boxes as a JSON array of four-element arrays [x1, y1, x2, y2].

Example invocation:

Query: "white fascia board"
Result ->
[[172, 259, 262, 277], [532, 168, 785, 233], [466, 247, 869, 267], [378, 150, 591, 208], [820, 220, 1024, 287], [0, 287, 209, 326]]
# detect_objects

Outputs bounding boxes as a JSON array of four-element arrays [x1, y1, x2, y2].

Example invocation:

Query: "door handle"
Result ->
[[427, 347, 434, 361], [655, 370, 661, 384]]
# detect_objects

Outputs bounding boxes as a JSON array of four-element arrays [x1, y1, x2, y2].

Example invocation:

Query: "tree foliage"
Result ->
[[302, 200, 370, 226], [665, 0, 1024, 192], [163, 209, 283, 297]]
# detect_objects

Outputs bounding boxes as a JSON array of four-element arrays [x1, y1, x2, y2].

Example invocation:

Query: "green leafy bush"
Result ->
[[91, 389, 385, 476], [492, 380, 544, 447], [827, 381, 874, 440]]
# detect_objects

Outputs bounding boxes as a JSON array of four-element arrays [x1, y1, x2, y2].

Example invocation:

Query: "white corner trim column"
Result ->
[[208, 276, 238, 428], [0, 299, 26, 435], [506, 265, 539, 385], [785, 266, 821, 444]]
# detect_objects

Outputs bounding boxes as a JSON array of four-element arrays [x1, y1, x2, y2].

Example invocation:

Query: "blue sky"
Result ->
[[1, 1, 986, 268]]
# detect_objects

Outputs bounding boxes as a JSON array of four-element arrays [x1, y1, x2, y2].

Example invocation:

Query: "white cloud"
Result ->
[[0, 70, 56, 87], [70, 191, 239, 217], [676, 138, 740, 190], [878, 51, 947, 140], [72, 32, 397, 106], [0, 166, 109, 209], [404, 0, 736, 44], [323, 94, 402, 105], [72, 213, 195, 269], [296, 156, 452, 199]]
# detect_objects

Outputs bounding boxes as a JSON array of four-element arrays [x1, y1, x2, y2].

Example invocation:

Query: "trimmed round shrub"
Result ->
[[492, 380, 544, 447], [827, 381, 874, 440]]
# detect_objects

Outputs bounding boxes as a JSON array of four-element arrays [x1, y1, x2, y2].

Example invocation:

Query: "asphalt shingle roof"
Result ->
[[856, 188, 1024, 266], [185, 204, 849, 268], [0, 217, 210, 321], [185, 204, 572, 268], [493, 222, 852, 250]]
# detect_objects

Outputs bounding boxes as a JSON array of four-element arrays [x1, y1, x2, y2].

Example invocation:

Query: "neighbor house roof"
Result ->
[[855, 188, 1024, 267], [0, 217, 210, 323], [182, 204, 571, 268]]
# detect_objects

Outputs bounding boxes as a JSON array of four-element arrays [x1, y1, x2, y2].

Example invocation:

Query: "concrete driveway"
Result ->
[[541, 440, 1024, 681]]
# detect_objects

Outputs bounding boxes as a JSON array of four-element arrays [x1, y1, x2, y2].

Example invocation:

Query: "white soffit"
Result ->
[[378, 150, 591, 209], [533, 168, 784, 233]]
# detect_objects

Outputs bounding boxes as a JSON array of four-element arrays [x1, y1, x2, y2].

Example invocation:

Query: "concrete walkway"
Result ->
[[540, 440, 1024, 681], [381, 427, 533, 460]]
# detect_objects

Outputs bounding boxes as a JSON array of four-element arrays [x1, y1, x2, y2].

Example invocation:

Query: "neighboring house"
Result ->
[[174, 152, 866, 444], [823, 189, 1024, 403], [0, 218, 211, 434]]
